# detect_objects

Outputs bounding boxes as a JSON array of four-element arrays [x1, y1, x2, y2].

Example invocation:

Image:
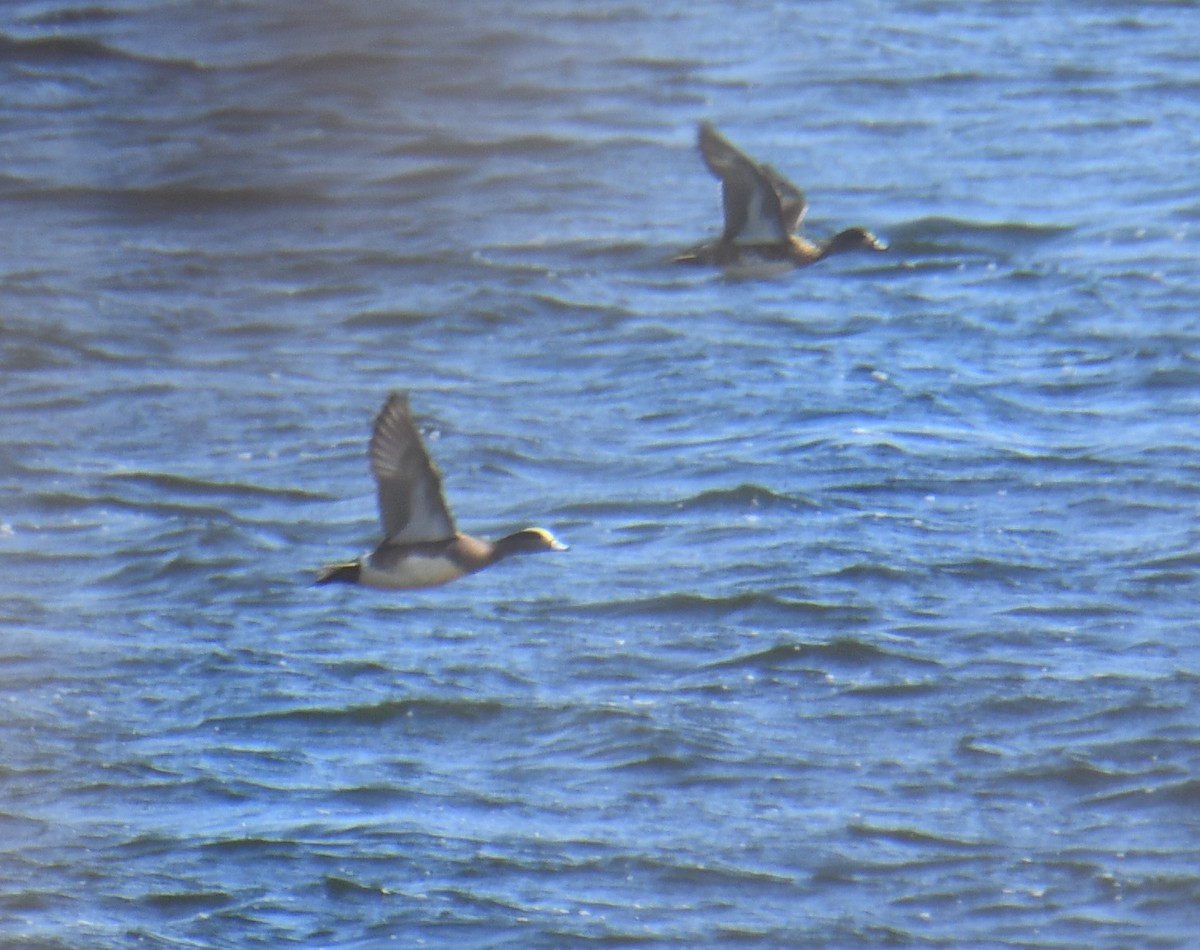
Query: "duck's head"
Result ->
[[496, 527, 568, 557], [825, 227, 887, 256]]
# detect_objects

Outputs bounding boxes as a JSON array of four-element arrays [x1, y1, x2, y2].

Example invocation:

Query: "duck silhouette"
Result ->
[[316, 392, 566, 589], [676, 121, 885, 268]]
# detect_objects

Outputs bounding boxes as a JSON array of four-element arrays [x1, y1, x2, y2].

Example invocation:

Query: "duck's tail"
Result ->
[[314, 561, 361, 585]]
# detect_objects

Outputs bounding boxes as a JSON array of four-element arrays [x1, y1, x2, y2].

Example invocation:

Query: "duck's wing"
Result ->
[[760, 163, 807, 233], [698, 122, 789, 245], [369, 392, 457, 544]]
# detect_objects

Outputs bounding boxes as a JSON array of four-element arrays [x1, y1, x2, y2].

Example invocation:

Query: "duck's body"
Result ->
[[316, 392, 565, 590], [676, 228, 884, 268], [676, 122, 885, 268]]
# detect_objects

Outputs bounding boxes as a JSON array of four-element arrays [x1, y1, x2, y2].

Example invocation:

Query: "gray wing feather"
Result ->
[[369, 392, 457, 543], [698, 122, 794, 244], [760, 163, 808, 233]]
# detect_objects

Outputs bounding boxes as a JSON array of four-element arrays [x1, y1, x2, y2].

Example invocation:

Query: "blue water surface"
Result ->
[[2, 1, 1199, 946]]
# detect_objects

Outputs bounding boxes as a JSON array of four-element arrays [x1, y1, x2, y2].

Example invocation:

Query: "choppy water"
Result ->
[[3, 1, 1200, 946]]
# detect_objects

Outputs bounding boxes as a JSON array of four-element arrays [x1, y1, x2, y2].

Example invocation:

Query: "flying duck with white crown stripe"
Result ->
[[316, 392, 566, 589]]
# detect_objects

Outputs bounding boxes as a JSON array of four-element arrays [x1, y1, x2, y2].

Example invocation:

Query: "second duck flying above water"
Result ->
[[676, 121, 886, 268], [316, 392, 566, 590]]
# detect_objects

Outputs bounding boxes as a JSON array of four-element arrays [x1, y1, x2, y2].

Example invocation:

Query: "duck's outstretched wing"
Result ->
[[698, 122, 790, 245], [369, 392, 457, 544], [760, 163, 807, 233]]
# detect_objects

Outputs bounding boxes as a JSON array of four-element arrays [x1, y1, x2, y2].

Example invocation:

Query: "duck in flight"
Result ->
[[316, 392, 566, 589], [675, 121, 886, 268]]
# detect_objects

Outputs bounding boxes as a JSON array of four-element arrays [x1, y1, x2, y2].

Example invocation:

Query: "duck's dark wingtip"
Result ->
[[382, 389, 411, 410], [697, 120, 724, 145]]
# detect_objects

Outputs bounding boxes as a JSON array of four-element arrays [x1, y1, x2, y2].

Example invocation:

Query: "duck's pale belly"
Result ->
[[359, 554, 467, 590]]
